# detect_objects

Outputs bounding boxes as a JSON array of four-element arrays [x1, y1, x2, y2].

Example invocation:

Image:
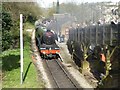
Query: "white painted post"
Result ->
[[20, 14, 23, 84]]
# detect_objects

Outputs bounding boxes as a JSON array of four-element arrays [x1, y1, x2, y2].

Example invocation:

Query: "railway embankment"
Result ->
[[2, 27, 44, 88]]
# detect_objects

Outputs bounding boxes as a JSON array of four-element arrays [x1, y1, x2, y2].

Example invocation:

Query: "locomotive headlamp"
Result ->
[[49, 48, 52, 50]]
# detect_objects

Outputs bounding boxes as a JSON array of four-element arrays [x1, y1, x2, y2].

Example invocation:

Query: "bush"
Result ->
[[2, 10, 13, 51]]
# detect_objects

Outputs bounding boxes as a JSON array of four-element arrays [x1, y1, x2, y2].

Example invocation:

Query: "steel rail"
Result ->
[[44, 59, 60, 88], [55, 59, 79, 89]]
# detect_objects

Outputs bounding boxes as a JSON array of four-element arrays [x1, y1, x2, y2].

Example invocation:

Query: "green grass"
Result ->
[[2, 22, 45, 88]]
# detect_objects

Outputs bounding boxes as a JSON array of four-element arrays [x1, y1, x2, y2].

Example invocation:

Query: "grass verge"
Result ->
[[2, 22, 45, 88]]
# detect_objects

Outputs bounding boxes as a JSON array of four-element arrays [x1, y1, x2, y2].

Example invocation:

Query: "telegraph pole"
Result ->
[[56, 0, 59, 14], [20, 14, 23, 84]]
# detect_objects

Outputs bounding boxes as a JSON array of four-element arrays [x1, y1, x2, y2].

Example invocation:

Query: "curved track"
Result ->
[[43, 59, 81, 89]]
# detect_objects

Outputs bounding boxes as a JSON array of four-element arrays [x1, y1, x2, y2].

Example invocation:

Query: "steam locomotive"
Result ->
[[35, 22, 60, 58]]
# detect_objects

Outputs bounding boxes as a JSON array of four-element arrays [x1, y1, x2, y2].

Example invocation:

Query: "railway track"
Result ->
[[42, 59, 82, 89]]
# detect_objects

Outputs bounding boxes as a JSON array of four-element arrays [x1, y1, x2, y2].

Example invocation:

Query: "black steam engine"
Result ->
[[35, 23, 60, 59]]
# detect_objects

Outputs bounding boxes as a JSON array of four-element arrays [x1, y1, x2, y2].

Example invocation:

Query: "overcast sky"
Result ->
[[37, 0, 119, 8]]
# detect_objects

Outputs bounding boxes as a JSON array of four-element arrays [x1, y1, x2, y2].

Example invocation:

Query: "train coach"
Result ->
[[35, 22, 60, 59]]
